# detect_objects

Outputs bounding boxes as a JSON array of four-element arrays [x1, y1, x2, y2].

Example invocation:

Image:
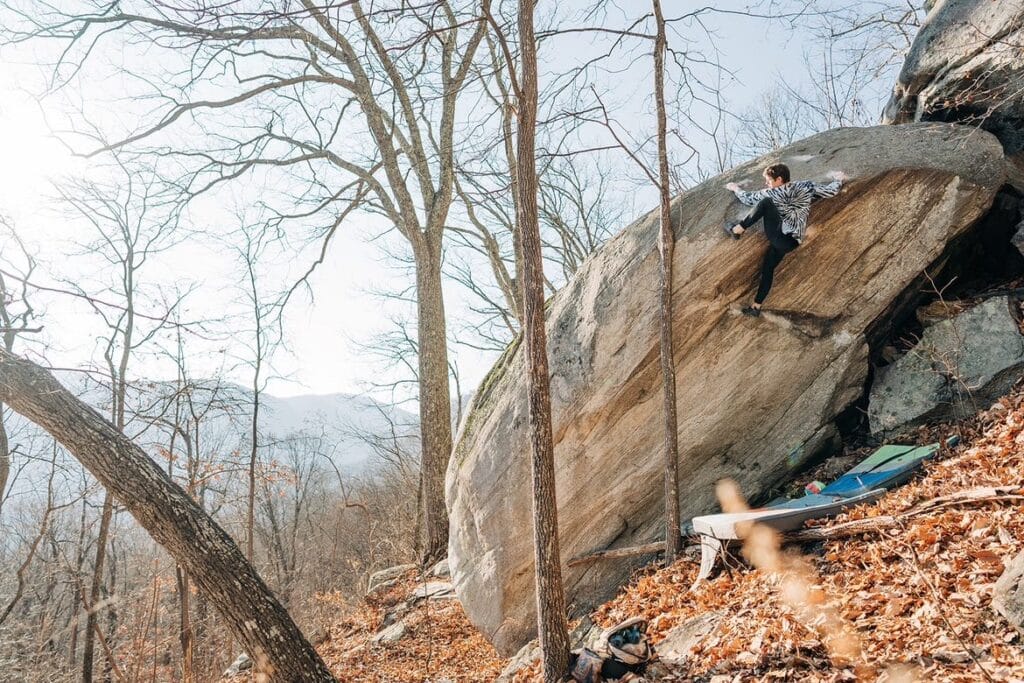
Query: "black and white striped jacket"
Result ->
[[733, 178, 843, 242]]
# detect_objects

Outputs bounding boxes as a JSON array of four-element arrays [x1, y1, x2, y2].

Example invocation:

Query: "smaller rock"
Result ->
[[1013, 218, 1024, 259], [879, 345, 899, 364], [496, 639, 540, 683], [993, 550, 1024, 633], [366, 563, 417, 595], [379, 603, 407, 629], [223, 652, 252, 677], [371, 621, 407, 644], [309, 626, 330, 646], [916, 299, 968, 326], [656, 612, 724, 666], [428, 557, 450, 578], [410, 580, 456, 601], [869, 296, 1024, 434], [932, 649, 973, 664], [569, 615, 601, 650]]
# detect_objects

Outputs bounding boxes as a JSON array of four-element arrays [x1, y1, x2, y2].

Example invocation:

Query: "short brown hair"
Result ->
[[763, 163, 790, 183]]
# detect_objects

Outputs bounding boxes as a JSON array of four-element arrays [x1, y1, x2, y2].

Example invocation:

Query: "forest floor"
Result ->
[[309, 386, 1024, 682]]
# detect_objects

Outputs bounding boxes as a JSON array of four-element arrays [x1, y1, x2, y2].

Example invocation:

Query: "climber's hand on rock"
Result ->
[[828, 170, 848, 182], [725, 182, 741, 192]]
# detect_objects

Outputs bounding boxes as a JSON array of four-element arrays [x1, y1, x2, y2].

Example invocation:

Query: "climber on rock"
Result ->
[[723, 163, 847, 317]]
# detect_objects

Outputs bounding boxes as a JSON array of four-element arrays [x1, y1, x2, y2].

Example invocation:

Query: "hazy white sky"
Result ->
[[0, 2, 897, 402]]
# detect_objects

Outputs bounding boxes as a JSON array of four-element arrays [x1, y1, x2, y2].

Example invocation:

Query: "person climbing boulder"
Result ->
[[724, 164, 847, 316]]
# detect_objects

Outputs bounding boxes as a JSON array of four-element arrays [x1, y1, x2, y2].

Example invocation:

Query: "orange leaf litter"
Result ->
[[292, 388, 1024, 682]]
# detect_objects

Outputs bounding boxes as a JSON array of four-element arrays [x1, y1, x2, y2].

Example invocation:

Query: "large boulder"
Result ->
[[868, 295, 1024, 434], [883, 1, 1024, 153], [446, 123, 1009, 655]]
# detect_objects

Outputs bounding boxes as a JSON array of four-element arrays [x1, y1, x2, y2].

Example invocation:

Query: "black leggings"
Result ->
[[740, 197, 799, 304]]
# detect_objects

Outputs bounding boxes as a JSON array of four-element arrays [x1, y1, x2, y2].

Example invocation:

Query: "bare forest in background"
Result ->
[[0, 1, 924, 680]]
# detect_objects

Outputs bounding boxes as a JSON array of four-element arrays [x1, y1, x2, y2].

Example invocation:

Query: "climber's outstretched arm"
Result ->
[[725, 182, 769, 207], [811, 170, 847, 199]]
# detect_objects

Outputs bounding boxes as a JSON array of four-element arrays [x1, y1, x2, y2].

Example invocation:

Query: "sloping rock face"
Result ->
[[447, 123, 1007, 655], [883, 1, 1024, 153], [869, 296, 1024, 434]]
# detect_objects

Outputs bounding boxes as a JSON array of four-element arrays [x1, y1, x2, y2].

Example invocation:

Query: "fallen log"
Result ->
[[786, 486, 1024, 543], [567, 539, 702, 567], [567, 541, 665, 567]]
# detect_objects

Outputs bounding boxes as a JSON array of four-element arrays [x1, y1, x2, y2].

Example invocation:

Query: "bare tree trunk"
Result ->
[[0, 349, 336, 682], [652, 0, 681, 562], [516, 1, 570, 680], [0, 408, 9, 518], [248, 363, 260, 562], [103, 541, 119, 683], [167, 358, 194, 682], [69, 495, 89, 668], [83, 493, 113, 683], [244, 245, 265, 564], [415, 252, 453, 566], [175, 565, 194, 683]]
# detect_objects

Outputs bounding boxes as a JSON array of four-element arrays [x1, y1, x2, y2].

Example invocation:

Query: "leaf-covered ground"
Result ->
[[575, 390, 1024, 681], [305, 387, 1024, 682], [315, 574, 504, 682]]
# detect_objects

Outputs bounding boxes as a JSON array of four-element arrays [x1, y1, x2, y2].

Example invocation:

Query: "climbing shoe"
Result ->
[[723, 221, 741, 240], [741, 305, 761, 317]]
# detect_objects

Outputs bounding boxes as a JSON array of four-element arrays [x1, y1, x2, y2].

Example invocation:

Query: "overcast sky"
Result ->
[[0, 2, 904, 403]]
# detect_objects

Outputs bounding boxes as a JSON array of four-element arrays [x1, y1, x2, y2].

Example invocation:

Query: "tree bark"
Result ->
[[415, 250, 453, 566], [652, 0, 681, 563], [68, 496, 89, 667], [248, 357, 261, 563], [0, 406, 9, 518], [516, 1, 571, 680], [176, 565, 194, 683], [0, 349, 336, 682], [83, 493, 113, 683]]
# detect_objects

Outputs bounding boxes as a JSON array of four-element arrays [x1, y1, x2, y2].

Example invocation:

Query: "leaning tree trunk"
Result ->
[[0, 349, 336, 682], [652, 0, 681, 562], [516, 0, 571, 680], [415, 248, 454, 566]]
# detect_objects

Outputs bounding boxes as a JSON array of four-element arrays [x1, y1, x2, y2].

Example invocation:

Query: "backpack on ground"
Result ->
[[569, 616, 654, 683]]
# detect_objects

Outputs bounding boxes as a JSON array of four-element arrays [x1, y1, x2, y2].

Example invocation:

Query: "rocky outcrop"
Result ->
[[993, 550, 1024, 634], [446, 123, 1009, 655], [370, 622, 407, 644], [869, 295, 1024, 434], [223, 653, 253, 677], [427, 557, 450, 578], [365, 564, 417, 596], [655, 612, 724, 667], [883, 1, 1024, 153], [495, 640, 540, 683]]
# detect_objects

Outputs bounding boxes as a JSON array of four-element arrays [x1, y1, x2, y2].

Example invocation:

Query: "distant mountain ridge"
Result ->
[[3, 372, 420, 499]]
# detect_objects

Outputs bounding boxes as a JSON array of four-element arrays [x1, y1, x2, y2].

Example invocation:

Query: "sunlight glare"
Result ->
[[0, 87, 82, 223]]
